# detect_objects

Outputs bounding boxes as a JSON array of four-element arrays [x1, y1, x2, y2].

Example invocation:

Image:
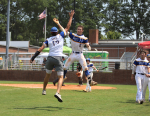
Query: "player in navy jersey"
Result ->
[[131, 50, 149, 104], [63, 25, 92, 92]]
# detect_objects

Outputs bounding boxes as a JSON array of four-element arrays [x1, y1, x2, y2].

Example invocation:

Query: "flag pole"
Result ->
[[45, 8, 47, 40]]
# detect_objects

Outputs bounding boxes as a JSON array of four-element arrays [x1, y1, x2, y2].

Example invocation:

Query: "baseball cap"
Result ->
[[147, 54, 150, 57], [51, 27, 58, 32], [86, 58, 90, 62]]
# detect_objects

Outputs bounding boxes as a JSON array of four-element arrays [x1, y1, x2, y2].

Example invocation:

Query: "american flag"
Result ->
[[43, 21, 45, 34], [38, 10, 46, 20]]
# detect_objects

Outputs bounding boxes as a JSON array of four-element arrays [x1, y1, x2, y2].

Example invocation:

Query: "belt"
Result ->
[[73, 51, 82, 54], [138, 73, 145, 75]]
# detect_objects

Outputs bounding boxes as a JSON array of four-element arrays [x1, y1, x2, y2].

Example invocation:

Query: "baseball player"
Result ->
[[142, 54, 150, 102], [86, 58, 99, 80], [76, 63, 83, 86], [63, 25, 92, 92], [30, 10, 75, 102], [83, 58, 98, 91], [131, 50, 149, 104]]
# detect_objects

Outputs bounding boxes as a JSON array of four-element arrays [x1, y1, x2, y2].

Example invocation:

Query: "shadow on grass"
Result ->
[[72, 90, 85, 92], [119, 100, 150, 106], [14, 106, 83, 111]]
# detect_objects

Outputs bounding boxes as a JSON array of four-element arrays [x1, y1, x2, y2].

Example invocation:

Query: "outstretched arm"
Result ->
[[30, 44, 45, 63], [53, 18, 66, 34], [93, 66, 99, 72], [53, 10, 74, 34], [65, 10, 75, 32]]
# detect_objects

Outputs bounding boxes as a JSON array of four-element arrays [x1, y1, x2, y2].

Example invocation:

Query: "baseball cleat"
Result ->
[[83, 89, 87, 92], [54, 93, 63, 102], [140, 100, 143, 104], [53, 82, 56, 86], [42, 90, 46, 95]]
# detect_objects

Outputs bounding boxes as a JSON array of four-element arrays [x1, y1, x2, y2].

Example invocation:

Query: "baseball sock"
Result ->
[[88, 77, 91, 84], [64, 70, 67, 78], [53, 78, 59, 84]]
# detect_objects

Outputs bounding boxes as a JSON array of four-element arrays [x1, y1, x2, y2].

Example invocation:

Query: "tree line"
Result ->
[[0, 0, 150, 46]]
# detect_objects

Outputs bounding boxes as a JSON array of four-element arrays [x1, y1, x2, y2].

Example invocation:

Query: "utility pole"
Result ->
[[5, 0, 10, 70]]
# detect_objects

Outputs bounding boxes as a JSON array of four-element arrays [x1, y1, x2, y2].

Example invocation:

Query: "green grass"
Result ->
[[0, 81, 150, 116]]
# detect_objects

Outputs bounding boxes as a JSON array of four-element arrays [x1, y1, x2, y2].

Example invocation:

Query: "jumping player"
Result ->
[[30, 10, 75, 102], [63, 25, 92, 92], [131, 50, 149, 104]]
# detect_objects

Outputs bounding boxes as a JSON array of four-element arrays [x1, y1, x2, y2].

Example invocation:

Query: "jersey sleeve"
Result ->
[[90, 64, 94, 67], [69, 32, 74, 39], [59, 31, 66, 38], [43, 40, 48, 47], [133, 60, 138, 66], [146, 62, 149, 66], [83, 38, 88, 43]]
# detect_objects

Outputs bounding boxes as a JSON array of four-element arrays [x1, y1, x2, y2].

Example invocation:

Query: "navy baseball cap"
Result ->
[[51, 27, 58, 32], [147, 54, 150, 57], [86, 58, 90, 62]]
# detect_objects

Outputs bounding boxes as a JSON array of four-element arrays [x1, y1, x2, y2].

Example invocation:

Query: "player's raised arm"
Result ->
[[65, 10, 75, 32], [53, 18, 66, 35]]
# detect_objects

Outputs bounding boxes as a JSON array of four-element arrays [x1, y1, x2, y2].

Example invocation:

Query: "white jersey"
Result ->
[[69, 32, 88, 52], [87, 63, 94, 72], [44, 31, 66, 56], [133, 57, 149, 74]]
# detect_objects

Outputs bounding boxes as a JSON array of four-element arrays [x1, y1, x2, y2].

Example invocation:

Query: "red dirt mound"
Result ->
[[0, 84, 116, 90]]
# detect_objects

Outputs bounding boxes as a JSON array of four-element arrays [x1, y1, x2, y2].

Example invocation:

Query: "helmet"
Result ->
[[51, 27, 58, 32], [147, 54, 150, 58], [86, 58, 90, 62]]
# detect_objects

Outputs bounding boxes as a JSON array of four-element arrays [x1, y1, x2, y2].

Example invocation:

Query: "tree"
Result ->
[[106, 31, 122, 39], [102, 0, 150, 39]]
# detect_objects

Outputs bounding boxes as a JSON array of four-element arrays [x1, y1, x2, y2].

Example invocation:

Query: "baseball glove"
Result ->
[[90, 81, 98, 86], [76, 72, 81, 76]]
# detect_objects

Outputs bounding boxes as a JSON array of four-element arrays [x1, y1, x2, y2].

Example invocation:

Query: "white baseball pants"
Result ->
[[135, 74, 145, 101], [64, 53, 87, 71], [142, 76, 150, 101]]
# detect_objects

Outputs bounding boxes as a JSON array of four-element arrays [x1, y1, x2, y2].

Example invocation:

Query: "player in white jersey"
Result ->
[[86, 58, 99, 80], [142, 54, 150, 102], [63, 25, 92, 92], [30, 10, 75, 102], [131, 50, 149, 104], [83, 58, 98, 91]]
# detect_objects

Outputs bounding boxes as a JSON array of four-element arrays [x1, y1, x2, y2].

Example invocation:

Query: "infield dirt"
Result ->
[[0, 84, 116, 90]]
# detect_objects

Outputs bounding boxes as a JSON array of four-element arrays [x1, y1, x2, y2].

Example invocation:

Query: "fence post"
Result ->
[[126, 57, 127, 70]]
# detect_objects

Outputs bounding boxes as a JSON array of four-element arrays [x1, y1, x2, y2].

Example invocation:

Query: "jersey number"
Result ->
[[53, 40, 59, 46]]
